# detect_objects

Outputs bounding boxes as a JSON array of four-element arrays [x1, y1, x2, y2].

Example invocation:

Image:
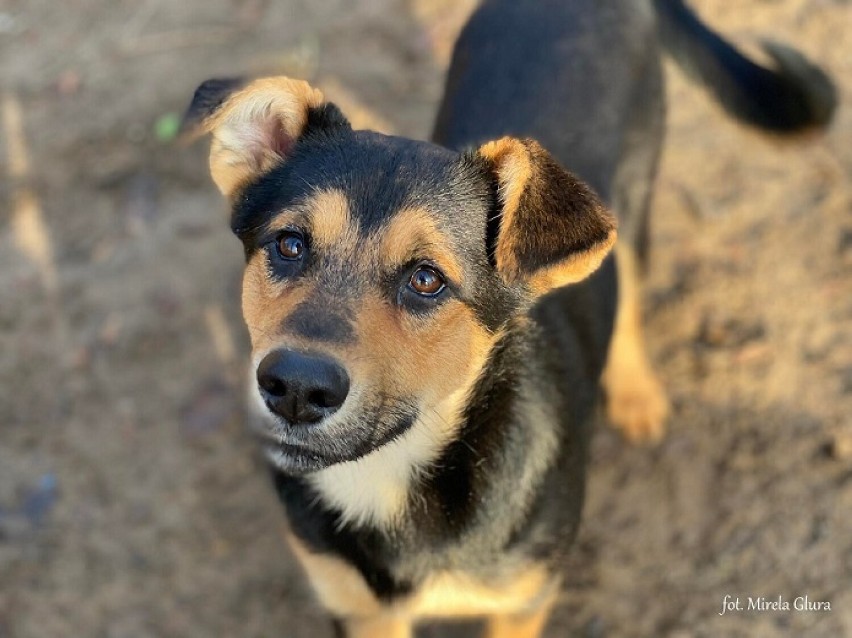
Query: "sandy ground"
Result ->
[[0, 0, 850, 636]]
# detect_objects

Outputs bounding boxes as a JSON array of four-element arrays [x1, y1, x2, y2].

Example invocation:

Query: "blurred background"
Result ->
[[0, 0, 850, 636]]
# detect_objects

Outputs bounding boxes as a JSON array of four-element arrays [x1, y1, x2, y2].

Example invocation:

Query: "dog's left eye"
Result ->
[[408, 266, 446, 296], [276, 231, 305, 260]]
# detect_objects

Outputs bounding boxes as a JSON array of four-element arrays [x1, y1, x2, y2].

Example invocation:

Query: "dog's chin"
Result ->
[[254, 424, 360, 475], [261, 442, 340, 475]]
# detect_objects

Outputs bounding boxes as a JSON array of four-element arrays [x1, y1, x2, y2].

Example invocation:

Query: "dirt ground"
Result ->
[[0, 0, 850, 636]]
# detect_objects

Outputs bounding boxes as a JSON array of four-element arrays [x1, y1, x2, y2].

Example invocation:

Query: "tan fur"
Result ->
[[602, 242, 669, 443], [478, 137, 532, 279], [196, 77, 325, 198], [484, 584, 558, 638], [357, 297, 487, 401], [342, 616, 412, 638], [288, 529, 553, 635], [241, 250, 312, 352], [287, 533, 383, 617], [410, 565, 552, 619], [529, 228, 617, 294], [378, 207, 464, 285], [302, 189, 357, 251], [264, 210, 302, 233], [264, 189, 358, 251]]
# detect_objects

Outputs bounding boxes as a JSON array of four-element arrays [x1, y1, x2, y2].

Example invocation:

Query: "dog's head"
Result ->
[[185, 76, 615, 475]]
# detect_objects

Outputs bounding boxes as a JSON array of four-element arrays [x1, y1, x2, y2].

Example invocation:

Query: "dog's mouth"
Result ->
[[260, 438, 335, 474], [251, 399, 419, 475]]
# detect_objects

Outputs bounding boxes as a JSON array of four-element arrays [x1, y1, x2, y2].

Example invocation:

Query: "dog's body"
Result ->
[[185, 1, 834, 636], [437, 0, 835, 446], [436, 0, 671, 449]]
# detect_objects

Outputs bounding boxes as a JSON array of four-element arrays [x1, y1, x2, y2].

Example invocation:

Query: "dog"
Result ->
[[183, 0, 835, 635]]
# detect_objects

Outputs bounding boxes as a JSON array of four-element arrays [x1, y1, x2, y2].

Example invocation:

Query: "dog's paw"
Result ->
[[604, 369, 670, 445]]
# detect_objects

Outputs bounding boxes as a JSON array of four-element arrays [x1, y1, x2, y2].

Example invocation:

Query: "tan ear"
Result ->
[[478, 137, 617, 294], [182, 76, 344, 199]]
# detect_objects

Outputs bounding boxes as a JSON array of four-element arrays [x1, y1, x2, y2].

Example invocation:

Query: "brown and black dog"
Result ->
[[183, 0, 834, 635]]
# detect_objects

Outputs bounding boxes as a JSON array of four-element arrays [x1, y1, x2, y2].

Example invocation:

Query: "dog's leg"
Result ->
[[338, 615, 412, 638], [287, 534, 410, 636], [483, 586, 557, 638], [602, 242, 669, 443]]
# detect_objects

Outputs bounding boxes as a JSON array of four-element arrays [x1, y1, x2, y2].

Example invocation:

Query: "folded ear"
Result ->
[[182, 76, 350, 199], [477, 137, 617, 294]]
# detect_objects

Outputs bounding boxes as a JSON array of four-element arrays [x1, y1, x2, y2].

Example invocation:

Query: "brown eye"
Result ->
[[276, 231, 305, 260], [409, 266, 445, 296]]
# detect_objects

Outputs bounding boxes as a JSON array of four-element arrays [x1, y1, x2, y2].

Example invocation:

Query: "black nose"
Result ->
[[256, 350, 350, 425]]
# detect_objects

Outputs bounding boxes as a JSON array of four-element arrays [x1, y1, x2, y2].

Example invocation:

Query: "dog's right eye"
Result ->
[[409, 266, 446, 296], [276, 231, 305, 260]]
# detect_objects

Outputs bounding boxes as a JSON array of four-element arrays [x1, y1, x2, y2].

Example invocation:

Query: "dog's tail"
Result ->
[[653, 0, 836, 132]]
